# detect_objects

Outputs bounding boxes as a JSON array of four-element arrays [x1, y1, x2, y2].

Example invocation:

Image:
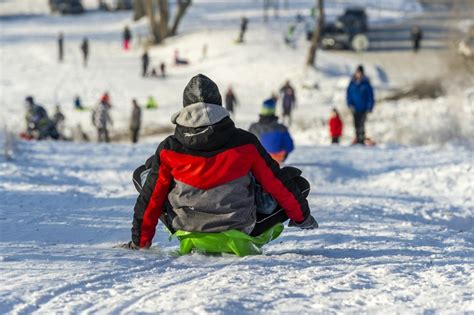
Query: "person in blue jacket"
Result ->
[[249, 97, 294, 163], [346, 65, 375, 144]]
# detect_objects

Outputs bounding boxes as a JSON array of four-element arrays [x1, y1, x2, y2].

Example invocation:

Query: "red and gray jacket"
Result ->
[[131, 102, 310, 247]]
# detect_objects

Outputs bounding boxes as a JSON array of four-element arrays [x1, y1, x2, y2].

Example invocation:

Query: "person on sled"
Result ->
[[249, 97, 294, 163], [122, 74, 317, 255]]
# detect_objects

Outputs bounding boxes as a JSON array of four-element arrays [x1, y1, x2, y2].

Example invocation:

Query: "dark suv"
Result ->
[[49, 0, 84, 14], [320, 7, 369, 51]]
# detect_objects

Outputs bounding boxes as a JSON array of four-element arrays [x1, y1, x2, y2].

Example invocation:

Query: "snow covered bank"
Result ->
[[0, 140, 473, 313]]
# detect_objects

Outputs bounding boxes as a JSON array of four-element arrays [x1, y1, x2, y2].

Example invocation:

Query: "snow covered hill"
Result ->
[[1, 1, 473, 313], [0, 140, 473, 313]]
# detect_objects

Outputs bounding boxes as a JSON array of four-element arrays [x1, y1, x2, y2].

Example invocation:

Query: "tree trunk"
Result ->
[[306, 0, 324, 67], [133, 0, 146, 21], [169, 0, 192, 36], [145, 0, 161, 43], [158, 0, 169, 39]]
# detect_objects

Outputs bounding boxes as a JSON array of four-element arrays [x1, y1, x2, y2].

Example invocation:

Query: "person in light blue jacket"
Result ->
[[346, 65, 375, 144]]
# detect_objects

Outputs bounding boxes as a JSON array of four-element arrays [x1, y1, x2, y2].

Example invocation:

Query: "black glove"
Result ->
[[289, 215, 319, 230], [116, 241, 141, 250]]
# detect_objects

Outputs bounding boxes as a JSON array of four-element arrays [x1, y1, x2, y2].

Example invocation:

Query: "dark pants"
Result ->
[[250, 171, 310, 236], [331, 137, 340, 144], [98, 127, 109, 143], [353, 112, 367, 144], [131, 128, 139, 143], [142, 63, 148, 77]]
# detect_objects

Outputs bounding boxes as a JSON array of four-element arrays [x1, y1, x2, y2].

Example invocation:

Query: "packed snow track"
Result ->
[[0, 141, 472, 314]]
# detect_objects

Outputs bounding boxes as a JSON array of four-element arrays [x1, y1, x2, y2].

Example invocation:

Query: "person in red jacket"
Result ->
[[123, 74, 318, 249], [329, 108, 343, 144]]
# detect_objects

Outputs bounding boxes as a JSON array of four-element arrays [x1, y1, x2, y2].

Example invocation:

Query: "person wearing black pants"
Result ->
[[353, 111, 367, 145]]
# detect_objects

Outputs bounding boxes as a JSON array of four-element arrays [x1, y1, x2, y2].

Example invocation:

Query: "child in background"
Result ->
[[329, 108, 343, 144]]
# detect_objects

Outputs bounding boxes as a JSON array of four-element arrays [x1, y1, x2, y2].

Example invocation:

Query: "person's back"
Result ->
[[127, 74, 316, 249], [249, 99, 294, 163]]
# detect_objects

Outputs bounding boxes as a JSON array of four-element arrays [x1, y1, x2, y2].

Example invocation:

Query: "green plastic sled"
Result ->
[[172, 223, 284, 257]]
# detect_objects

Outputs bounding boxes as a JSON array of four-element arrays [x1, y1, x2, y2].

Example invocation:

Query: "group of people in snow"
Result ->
[[121, 69, 375, 254]]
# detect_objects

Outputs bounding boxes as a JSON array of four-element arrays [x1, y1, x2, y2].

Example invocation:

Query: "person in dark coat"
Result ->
[[249, 98, 294, 163], [411, 26, 423, 53], [238, 16, 249, 43], [328, 108, 343, 144], [280, 80, 296, 126], [80, 37, 89, 67], [225, 86, 238, 116], [25, 96, 59, 140], [121, 74, 317, 250], [141, 50, 149, 77], [160, 62, 166, 78], [123, 26, 132, 50], [58, 32, 64, 62], [346, 65, 374, 145], [130, 99, 142, 143]]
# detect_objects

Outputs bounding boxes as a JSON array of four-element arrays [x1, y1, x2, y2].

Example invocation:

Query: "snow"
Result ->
[[0, 141, 473, 313], [1, 0, 474, 313]]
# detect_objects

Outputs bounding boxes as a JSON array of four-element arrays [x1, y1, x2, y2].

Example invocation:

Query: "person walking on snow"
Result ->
[[80, 37, 89, 67], [121, 74, 317, 251], [237, 16, 249, 43], [225, 86, 238, 117], [280, 80, 296, 126], [130, 99, 142, 144], [328, 108, 343, 144], [411, 26, 423, 53], [92, 100, 113, 143], [346, 65, 374, 145], [123, 26, 132, 50], [58, 32, 64, 62], [249, 97, 294, 163], [141, 50, 149, 77]]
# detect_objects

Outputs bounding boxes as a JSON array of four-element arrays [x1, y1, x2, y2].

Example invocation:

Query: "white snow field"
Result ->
[[1, 0, 474, 314], [0, 141, 473, 314]]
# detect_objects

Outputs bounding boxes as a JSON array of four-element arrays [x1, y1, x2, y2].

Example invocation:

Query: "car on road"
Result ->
[[49, 0, 84, 14], [100, 0, 133, 11], [320, 8, 369, 51]]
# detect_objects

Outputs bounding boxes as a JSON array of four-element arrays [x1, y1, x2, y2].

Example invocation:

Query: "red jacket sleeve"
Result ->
[[131, 142, 173, 247], [250, 142, 309, 222]]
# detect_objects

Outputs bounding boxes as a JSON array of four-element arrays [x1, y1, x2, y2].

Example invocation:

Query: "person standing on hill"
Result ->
[[225, 86, 238, 117], [328, 108, 343, 144], [80, 37, 89, 67], [280, 80, 296, 126], [58, 32, 64, 62], [92, 100, 113, 143], [411, 26, 423, 53], [237, 16, 249, 43], [141, 50, 149, 77], [249, 98, 294, 163], [123, 26, 132, 50], [346, 65, 374, 145], [130, 99, 142, 143]]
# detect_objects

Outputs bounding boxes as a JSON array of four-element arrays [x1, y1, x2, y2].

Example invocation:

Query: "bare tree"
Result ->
[[169, 0, 192, 36], [306, 0, 324, 67], [134, 0, 192, 44]]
